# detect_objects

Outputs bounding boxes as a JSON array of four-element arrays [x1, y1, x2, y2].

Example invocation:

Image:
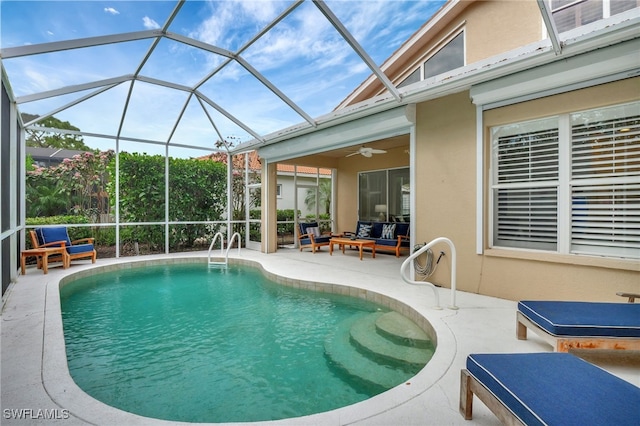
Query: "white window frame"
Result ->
[[490, 100, 640, 260], [396, 27, 465, 89]]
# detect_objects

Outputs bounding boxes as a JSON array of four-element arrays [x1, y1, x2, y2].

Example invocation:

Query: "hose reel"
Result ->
[[413, 243, 445, 279]]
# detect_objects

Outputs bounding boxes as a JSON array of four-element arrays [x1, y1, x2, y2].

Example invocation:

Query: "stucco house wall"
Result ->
[[410, 78, 639, 302]]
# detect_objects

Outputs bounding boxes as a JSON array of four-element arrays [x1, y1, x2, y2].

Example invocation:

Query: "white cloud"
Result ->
[[104, 7, 120, 15], [143, 16, 160, 30]]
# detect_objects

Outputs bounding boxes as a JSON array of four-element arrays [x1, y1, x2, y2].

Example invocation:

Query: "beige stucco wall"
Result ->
[[463, 0, 541, 63], [413, 78, 639, 302], [414, 91, 481, 295]]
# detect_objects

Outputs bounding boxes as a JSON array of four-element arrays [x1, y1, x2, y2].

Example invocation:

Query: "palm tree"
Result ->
[[26, 181, 68, 217], [304, 179, 331, 215]]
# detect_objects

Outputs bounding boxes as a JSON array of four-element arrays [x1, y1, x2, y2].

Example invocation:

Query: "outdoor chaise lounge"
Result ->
[[298, 222, 333, 253], [460, 352, 640, 425], [31, 227, 97, 266], [517, 300, 640, 352]]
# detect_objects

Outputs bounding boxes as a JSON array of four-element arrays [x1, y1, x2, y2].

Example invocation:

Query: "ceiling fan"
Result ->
[[345, 146, 387, 158]]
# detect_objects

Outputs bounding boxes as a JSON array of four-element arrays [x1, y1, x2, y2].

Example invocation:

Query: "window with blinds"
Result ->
[[570, 103, 640, 258], [491, 101, 639, 259], [492, 118, 559, 250]]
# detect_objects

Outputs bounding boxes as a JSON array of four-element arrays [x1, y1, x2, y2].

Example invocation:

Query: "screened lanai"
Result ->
[[2, 0, 639, 296], [1, 1, 448, 276]]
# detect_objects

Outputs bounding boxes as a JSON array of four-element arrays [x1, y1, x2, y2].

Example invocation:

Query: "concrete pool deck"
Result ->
[[2, 248, 639, 425]]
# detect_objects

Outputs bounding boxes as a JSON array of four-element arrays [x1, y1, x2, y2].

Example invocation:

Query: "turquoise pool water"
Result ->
[[60, 263, 426, 423]]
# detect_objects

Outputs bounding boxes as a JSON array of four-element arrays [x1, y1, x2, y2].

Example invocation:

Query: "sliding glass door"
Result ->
[[358, 167, 409, 222]]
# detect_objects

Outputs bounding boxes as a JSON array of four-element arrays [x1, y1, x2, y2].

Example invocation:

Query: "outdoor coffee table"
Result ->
[[21, 247, 69, 275], [329, 237, 376, 260]]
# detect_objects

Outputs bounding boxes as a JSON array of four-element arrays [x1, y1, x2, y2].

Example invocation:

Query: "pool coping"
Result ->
[[42, 255, 458, 425]]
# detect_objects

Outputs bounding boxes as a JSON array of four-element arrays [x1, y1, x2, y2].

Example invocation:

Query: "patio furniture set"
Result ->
[[298, 220, 410, 259], [21, 227, 96, 275]]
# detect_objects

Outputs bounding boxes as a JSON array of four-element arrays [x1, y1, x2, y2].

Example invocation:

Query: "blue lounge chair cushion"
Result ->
[[518, 300, 640, 337], [467, 353, 640, 426]]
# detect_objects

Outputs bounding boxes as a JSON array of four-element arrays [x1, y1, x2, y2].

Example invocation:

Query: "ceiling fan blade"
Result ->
[[345, 151, 359, 157], [370, 149, 387, 154]]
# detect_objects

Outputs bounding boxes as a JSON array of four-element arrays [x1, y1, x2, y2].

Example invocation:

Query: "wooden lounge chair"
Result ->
[[32, 227, 97, 266], [298, 222, 333, 253], [516, 300, 640, 352], [460, 352, 640, 425]]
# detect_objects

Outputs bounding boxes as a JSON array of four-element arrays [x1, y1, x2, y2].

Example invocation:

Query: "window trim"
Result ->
[[396, 23, 465, 89], [489, 100, 639, 261]]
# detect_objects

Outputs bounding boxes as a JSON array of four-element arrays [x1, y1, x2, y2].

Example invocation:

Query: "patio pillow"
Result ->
[[381, 223, 396, 239], [357, 223, 372, 238], [306, 226, 321, 237]]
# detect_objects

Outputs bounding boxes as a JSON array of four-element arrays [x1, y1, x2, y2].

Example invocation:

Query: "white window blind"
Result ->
[[492, 118, 559, 250], [570, 103, 640, 257]]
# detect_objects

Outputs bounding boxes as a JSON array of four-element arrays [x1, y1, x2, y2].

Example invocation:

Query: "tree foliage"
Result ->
[[22, 113, 91, 151], [108, 152, 228, 249], [27, 150, 114, 219]]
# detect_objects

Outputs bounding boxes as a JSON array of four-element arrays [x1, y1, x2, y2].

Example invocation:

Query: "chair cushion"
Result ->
[[381, 223, 396, 239], [375, 238, 397, 247], [518, 301, 640, 337], [467, 353, 640, 426], [356, 222, 372, 238], [371, 222, 384, 238], [67, 243, 95, 255], [36, 227, 72, 246], [300, 222, 318, 235], [306, 226, 321, 237], [396, 223, 410, 237]]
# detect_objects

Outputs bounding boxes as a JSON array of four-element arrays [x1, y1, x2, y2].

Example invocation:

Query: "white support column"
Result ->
[[226, 152, 233, 239], [115, 139, 120, 258], [409, 123, 417, 278], [476, 105, 484, 255], [165, 145, 170, 254]]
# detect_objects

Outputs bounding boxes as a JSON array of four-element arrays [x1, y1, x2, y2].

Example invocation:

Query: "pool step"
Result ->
[[324, 311, 434, 393], [375, 311, 432, 348], [350, 312, 433, 369]]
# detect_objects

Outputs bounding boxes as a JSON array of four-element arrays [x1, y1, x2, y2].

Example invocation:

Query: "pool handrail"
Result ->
[[226, 232, 241, 261], [208, 232, 225, 265], [400, 237, 458, 310]]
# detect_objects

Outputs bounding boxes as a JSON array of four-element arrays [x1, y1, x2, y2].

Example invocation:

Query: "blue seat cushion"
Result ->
[[375, 238, 397, 247], [467, 353, 640, 426], [396, 222, 410, 237], [371, 222, 384, 238], [518, 300, 640, 337], [300, 236, 331, 245], [36, 227, 72, 246], [67, 243, 94, 255]]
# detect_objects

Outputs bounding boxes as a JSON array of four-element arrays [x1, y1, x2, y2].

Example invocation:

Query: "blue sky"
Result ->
[[1, 1, 445, 155]]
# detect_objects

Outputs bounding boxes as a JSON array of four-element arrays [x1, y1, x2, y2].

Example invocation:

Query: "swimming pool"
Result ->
[[60, 262, 434, 423]]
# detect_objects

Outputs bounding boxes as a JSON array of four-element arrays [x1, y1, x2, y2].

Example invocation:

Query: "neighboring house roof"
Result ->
[[199, 151, 331, 177], [27, 147, 86, 162]]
